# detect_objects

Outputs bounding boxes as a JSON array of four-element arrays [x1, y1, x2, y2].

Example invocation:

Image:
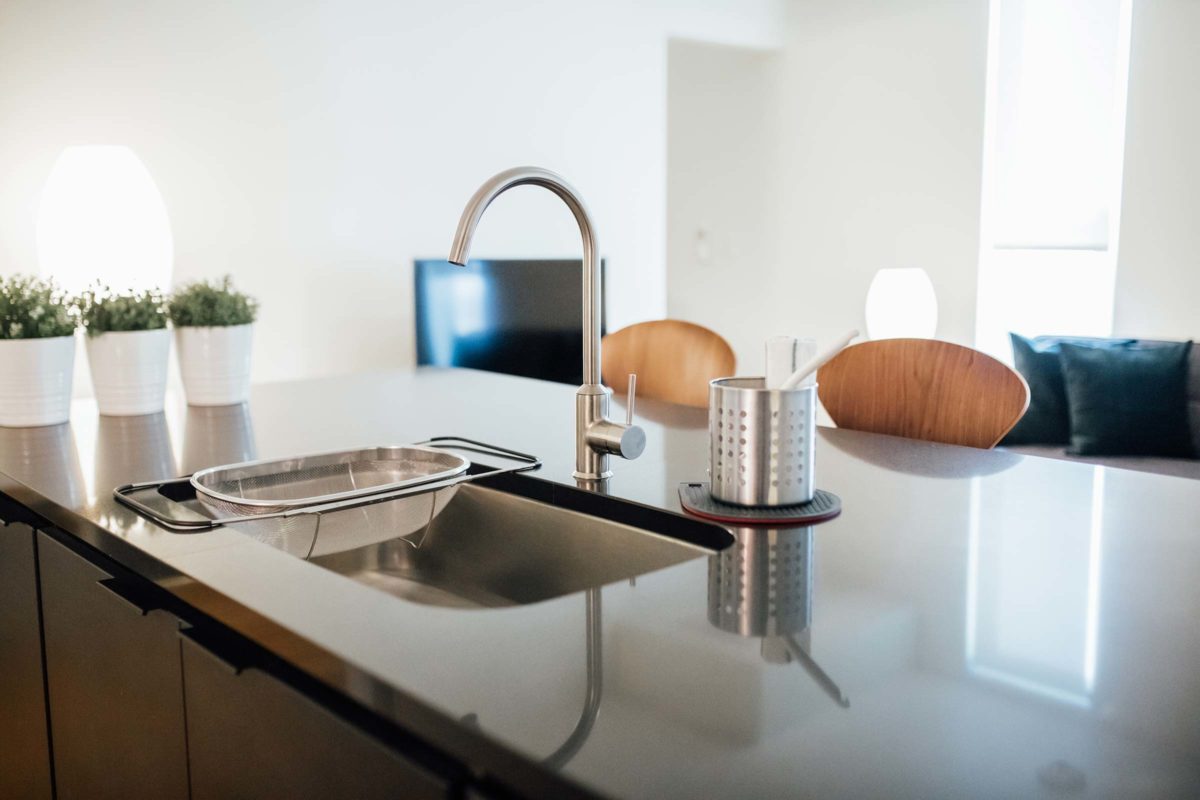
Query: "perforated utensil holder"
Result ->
[[708, 378, 816, 507]]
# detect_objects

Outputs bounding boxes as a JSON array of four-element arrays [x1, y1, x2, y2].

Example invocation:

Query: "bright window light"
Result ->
[[864, 267, 938, 340], [975, 0, 1132, 361], [36, 145, 174, 293], [974, 249, 1118, 360], [966, 463, 1105, 708], [990, 0, 1126, 250]]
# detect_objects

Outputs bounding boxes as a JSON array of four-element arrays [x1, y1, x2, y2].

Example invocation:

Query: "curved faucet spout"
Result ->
[[448, 166, 644, 481], [448, 166, 602, 386]]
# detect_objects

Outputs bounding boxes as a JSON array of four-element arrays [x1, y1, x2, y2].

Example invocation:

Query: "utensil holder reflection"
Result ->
[[709, 527, 812, 638], [708, 378, 816, 507]]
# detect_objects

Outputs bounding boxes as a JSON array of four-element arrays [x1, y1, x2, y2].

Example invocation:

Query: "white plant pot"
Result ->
[[176, 324, 254, 406], [0, 336, 76, 427], [86, 328, 171, 416]]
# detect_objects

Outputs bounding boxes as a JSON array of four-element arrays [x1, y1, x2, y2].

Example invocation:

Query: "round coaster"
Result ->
[[678, 482, 842, 526]]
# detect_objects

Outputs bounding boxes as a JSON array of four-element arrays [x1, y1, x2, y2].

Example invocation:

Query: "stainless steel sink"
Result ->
[[305, 482, 730, 608]]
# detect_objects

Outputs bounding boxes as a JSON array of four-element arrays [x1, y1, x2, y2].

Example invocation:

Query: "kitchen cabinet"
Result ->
[[181, 630, 451, 800], [3, 492, 477, 799], [0, 522, 53, 800], [37, 531, 189, 800]]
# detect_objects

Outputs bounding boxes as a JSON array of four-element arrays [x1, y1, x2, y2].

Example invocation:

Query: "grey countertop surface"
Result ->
[[3, 366, 1199, 799]]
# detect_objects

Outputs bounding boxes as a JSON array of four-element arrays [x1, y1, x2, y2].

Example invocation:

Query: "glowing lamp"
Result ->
[[864, 267, 938, 340], [36, 145, 173, 292]]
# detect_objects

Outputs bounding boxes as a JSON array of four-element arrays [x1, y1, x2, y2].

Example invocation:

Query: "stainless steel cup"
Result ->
[[708, 377, 817, 507]]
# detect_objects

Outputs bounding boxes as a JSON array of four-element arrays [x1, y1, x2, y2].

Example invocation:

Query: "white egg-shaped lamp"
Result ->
[[36, 145, 173, 292], [864, 267, 938, 340]]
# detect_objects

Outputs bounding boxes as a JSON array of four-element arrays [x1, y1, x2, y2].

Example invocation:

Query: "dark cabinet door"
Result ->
[[181, 631, 450, 800], [0, 522, 53, 800], [37, 531, 189, 800]]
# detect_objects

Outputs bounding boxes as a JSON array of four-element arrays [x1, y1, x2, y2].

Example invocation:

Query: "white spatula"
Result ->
[[778, 329, 859, 390]]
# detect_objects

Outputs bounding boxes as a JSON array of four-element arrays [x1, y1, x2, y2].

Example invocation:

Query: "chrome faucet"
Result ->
[[448, 166, 645, 480]]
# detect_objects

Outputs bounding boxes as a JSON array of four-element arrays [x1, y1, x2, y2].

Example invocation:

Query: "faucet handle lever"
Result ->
[[584, 375, 645, 462], [626, 374, 637, 426]]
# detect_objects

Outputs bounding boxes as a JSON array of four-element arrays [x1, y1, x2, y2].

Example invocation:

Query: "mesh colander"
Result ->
[[190, 445, 469, 516], [228, 484, 460, 559], [114, 437, 542, 560]]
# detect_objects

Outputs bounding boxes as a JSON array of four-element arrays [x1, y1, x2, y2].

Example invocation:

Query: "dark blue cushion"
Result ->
[[1059, 341, 1195, 457], [1002, 334, 1134, 445]]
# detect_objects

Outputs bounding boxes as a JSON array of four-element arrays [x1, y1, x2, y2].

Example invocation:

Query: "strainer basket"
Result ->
[[190, 445, 469, 516], [226, 484, 461, 559], [709, 377, 816, 507], [114, 438, 541, 559]]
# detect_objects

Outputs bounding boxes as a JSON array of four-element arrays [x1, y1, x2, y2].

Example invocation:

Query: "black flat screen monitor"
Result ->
[[414, 259, 606, 385]]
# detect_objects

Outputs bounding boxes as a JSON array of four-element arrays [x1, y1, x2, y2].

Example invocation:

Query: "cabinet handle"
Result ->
[[96, 578, 153, 616], [180, 627, 248, 675]]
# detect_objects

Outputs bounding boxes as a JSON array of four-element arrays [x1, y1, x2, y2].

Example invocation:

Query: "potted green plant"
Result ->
[[0, 275, 78, 427], [167, 276, 258, 406], [78, 285, 170, 415]]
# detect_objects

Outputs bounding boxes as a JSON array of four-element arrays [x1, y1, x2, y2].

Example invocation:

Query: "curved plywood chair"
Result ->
[[816, 338, 1029, 449], [602, 320, 736, 408]]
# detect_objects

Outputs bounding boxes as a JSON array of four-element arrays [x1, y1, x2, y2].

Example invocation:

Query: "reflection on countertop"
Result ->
[[0, 423, 85, 508], [709, 526, 849, 708], [181, 402, 256, 474], [94, 413, 176, 493], [1, 367, 1198, 799]]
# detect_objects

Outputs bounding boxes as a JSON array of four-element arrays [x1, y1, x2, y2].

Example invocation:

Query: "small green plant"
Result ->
[[0, 275, 77, 339], [167, 276, 258, 327], [78, 284, 167, 337]]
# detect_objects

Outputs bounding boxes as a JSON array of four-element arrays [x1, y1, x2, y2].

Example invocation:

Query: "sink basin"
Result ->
[[117, 457, 732, 608], [303, 480, 731, 608]]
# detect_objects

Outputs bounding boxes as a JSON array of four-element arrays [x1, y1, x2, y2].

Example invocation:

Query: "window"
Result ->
[[975, 0, 1133, 360]]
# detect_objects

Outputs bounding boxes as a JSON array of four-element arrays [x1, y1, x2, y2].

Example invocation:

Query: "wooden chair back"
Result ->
[[602, 320, 736, 408], [816, 338, 1029, 448]]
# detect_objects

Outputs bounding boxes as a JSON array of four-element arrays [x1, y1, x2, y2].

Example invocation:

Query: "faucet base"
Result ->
[[574, 385, 612, 481], [574, 383, 647, 480], [572, 469, 614, 481]]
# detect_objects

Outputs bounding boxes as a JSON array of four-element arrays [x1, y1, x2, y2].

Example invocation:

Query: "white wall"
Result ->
[[666, 40, 779, 371], [671, 0, 1200, 370], [0, 0, 782, 385], [667, 0, 990, 373], [1113, 0, 1200, 341], [9, 0, 1191, 395]]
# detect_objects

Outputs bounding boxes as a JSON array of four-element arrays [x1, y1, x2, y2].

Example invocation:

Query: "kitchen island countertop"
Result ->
[[3, 366, 1199, 799]]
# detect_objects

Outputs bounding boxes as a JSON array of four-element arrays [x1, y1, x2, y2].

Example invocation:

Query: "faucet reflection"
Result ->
[[458, 589, 602, 771], [543, 588, 602, 770]]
